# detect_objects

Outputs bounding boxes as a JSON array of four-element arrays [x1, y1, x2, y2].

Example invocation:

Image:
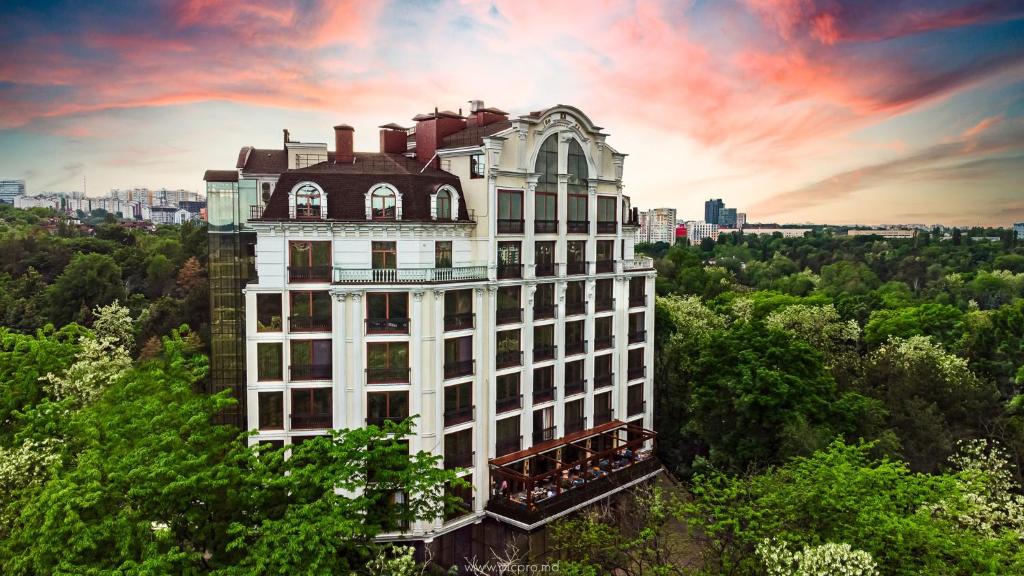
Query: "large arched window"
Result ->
[[567, 139, 589, 232], [365, 184, 401, 220], [295, 184, 321, 219], [436, 189, 451, 219], [534, 134, 559, 232]]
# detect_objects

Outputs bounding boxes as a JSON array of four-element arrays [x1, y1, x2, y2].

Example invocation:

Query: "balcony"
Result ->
[[496, 394, 522, 414], [565, 340, 587, 356], [535, 219, 557, 234], [534, 304, 556, 320], [629, 293, 646, 308], [334, 266, 488, 284], [444, 359, 475, 380], [496, 307, 522, 325], [594, 409, 614, 426], [293, 205, 322, 220], [366, 367, 410, 384], [366, 317, 410, 334], [628, 400, 646, 418], [289, 265, 332, 283], [597, 221, 617, 234], [444, 312, 475, 331], [629, 330, 647, 344], [533, 426, 557, 444], [534, 262, 557, 278], [596, 298, 614, 312], [533, 386, 554, 404], [249, 205, 266, 220], [444, 405, 475, 427], [566, 261, 589, 275], [291, 412, 332, 429], [565, 416, 587, 435], [623, 256, 655, 271], [594, 373, 614, 389], [628, 365, 646, 381], [496, 435, 522, 457], [497, 264, 523, 280], [445, 450, 474, 470], [497, 219, 525, 234], [366, 415, 407, 427], [496, 350, 523, 369], [565, 301, 587, 316], [289, 315, 331, 332], [565, 379, 586, 397], [533, 344, 556, 362], [290, 364, 331, 381], [596, 260, 614, 274], [567, 220, 589, 234], [594, 335, 614, 351]]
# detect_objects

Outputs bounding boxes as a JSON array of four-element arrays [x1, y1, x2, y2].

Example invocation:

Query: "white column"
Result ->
[[554, 281, 567, 436], [644, 273, 656, 435], [476, 287, 490, 459], [524, 182, 536, 278], [349, 291, 364, 427], [410, 290, 425, 455], [332, 291, 348, 430], [523, 282, 536, 444]]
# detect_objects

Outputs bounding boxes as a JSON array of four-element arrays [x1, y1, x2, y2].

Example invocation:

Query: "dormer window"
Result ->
[[437, 190, 451, 219], [289, 182, 326, 220], [432, 185, 460, 221], [365, 183, 401, 220]]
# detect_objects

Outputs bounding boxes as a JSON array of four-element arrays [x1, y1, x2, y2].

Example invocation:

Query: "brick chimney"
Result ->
[[334, 124, 354, 164], [379, 123, 408, 154], [465, 100, 508, 128], [413, 109, 466, 168]]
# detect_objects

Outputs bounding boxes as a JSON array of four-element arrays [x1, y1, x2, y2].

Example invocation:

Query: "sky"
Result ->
[[0, 0, 1022, 226]]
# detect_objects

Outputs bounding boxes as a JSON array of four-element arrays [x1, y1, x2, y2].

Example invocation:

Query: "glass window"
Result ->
[[497, 286, 520, 310], [630, 312, 645, 334], [367, 391, 409, 422], [497, 373, 520, 401], [566, 281, 585, 304], [595, 354, 613, 376], [568, 192, 587, 223], [445, 290, 472, 316], [536, 192, 556, 222], [371, 188, 397, 219], [535, 241, 555, 266], [498, 242, 521, 265], [595, 316, 613, 340], [565, 320, 584, 345], [445, 382, 473, 414], [435, 241, 452, 268], [597, 196, 616, 223], [596, 279, 613, 305], [367, 292, 408, 321], [536, 283, 554, 308], [290, 291, 330, 318], [470, 153, 485, 178], [436, 190, 452, 219], [497, 190, 523, 221], [535, 134, 559, 193], [371, 241, 397, 269], [256, 293, 282, 332], [565, 398, 584, 421], [289, 241, 330, 267], [567, 139, 588, 189], [534, 324, 554, 347], [534, 366, 554, 391], [565, 359, 584, 383], [295, 184, 321, 219], [258, 391, 284, 429], [567, 241, 586, 263], [496, 416, 520, 445], [597, 240, 614, 262], [367, 342, 409, 370], [444, 336, 473, 364], [497, 329, 521, 355], [290, 388, 331, 429], [257, 343, 282, 381]]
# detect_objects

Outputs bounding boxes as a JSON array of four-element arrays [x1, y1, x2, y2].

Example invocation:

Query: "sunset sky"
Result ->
[[1, 0, 1022, 226]]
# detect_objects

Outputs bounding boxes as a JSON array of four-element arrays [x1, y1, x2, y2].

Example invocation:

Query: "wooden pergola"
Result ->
[[488, 420, 656, 512]]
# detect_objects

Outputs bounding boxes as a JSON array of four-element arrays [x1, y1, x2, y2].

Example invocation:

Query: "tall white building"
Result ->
[[1013, 222, 1023, 239], [633, 207, 676, 244], [0, 179, 26, 204], [205, 102, 658, 565], [685, 220, 719, 244]]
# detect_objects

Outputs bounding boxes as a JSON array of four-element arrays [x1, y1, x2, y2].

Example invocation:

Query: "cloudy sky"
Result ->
[[1, 0, 1022, 226]]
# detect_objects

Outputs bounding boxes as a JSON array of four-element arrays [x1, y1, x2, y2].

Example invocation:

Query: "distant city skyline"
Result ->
[[1, 1, 1022, 225]]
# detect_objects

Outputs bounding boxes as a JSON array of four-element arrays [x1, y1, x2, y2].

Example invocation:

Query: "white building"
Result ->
[[207, 102, 657, 564], [719, 227, 811, 238], [0, 179, 26, 204], [847, 229, 915, 238], [633, 207, 676, 244], [1011, 223, 1023, 239], [685, 220, 719, 244]]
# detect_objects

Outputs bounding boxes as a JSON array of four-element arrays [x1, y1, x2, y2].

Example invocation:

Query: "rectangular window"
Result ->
[[533, 324, 555, 360], [371, 241, 397, 269], [496, 286, 521, 324], [565, 320, 585, 355], [367, 391, 409, 425], [366, 342, 409, 383], [257, 342, 282, 381], [291, 387, 332, 429], [435, 241, 452, 268], [496, 373, 521, 413], [597, 196, 617, 224], [444, 289, 473, 330], [597, 240, 614, 272], [534, 241, 555, 277], [568, 193, 588, 231], [289, 291, 331, 332], [535, 192, 557, 233], [444, 381, 473, 426], [290, 340, 331, 380], [564, 398, 585, 433], [595, 279, 613, 311], [594, 391, 613, 424], [535, 283, 555, 319], [566, 281, 585, 315], [533, 406, 556, 443], [470, 153, 485, 178], [256, 293, 282, 332], [288, 241, 331, 282], [567, 240, 586, 274], [629, 312, 646, 343], [627, 384, 645, 416], [366, 292, 409, 333], [496, 416, 521, 456], [595, 316, 613, 349], [565, 359, 584, 395], [628, 348, 645, 380], [444, 428, 474, 469], [533, 366, 555, 403], [496, 329, 521, 368], [630, 277, 646, 307], [497, 190, 523, 233], [594, 354, 614, 388], [444, 336, 474, 378], [258, 391, 284, 430]]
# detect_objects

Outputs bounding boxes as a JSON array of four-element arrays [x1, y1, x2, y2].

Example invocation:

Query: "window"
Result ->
[[533, 406, 555, 443], [595, 316, 613, 349], [535, 134, 558, 192], [627, 384, 645, 416], [630, 277, 646, 307], [290, 291, 331, 332], [371, 241, 397, 269], [594, 391, 613, 424], [565, 320, 585, 354], [444, 381, 473, 426], [496, 286, 521, 324], [367, 342, 409, 383], [564, 398, 585, 433], [294, 184, 322, 219], [567, 193, 587, 232], [566, 281, 585, 315], [435, 241, 452, 268], [533, 366, 555, 403], [629, 312, 646, 342], [534, 324, 555, 360], [258, 391, 284, 430], [444, 336, 474, 378], [436, 190, 452, 220], [257, 343, 282, 381], [535, 191, 557, 233], [496, 373, 521, 413], [444, 428, 473, 469], [470, 153, 485, 178], [597, 196, 617, 231], [497, 190, 523, 233], [444, 290, 473, 330], [567, 138, 588, 187], [366, 292, 409, 333], [596, 279, 613, 311], [628, 348, 645, 380], [597, 240, 614, 272], [288, 241, 331, 282], [256, 293, 282, 332], [535, 283, 555, 319], [496, 416, 521, 456], [567, 240, 586, 274], [496, 329, 521, 368], [535, 241, 555, 277], [497, 242, 521, 279], [565, 360, 585, 396], [371, 187, 397, 219], [291, 388, 332, 429], [367, 391, 409, 425], [290, 340, 331, 380], [594, 354, 613, 388]]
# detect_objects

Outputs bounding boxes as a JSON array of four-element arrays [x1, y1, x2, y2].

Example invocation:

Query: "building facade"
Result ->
[[685, 220, 720, 244], [0, 179, 26, 204], [205, 103, 658, 564], [704, 198, 724, 224], [1015, 222, 1024, 239], [633, 207, 676, 244]]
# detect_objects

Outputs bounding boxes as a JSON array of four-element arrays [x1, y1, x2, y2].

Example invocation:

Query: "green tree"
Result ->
[[45, 252, 124, 325], [863, 303, 964, 348], [818, 261, 881, 297]]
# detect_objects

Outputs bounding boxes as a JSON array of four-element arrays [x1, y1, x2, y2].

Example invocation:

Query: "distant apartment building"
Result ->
[[633, 208, 676, 244], [685, 220, 719, 244], [736, 212, 746, 229], [1012, 223, 1023, 239], [203, 102, 657, 566], [846, 229, 915, 239], [0, 179, 26, 204], [719, 227, 810, 238]]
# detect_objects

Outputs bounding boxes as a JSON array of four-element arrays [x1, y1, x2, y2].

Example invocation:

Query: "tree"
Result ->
[[45, 252, 124, 326], [863, 303, 964, 348], [818, 261, 881, 297]]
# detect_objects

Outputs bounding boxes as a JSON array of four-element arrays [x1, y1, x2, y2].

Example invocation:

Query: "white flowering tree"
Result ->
[[42, 301, 133, 406], [765, 304, 860, 369], [757, 539, 879, 576], [931, 439, 1024, 535]]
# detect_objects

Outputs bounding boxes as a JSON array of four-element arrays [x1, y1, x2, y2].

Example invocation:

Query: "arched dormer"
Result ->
[[365, 183, 402, 220], [289, 181, 326, 220], [431, 184, 460, 221]]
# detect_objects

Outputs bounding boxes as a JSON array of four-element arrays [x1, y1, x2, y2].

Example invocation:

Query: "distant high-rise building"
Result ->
[[685, 221, 719, 244], [736, 212, 747, 229], [704, 198, 724, 224], [647, 208, 677, 243], [720, 208, 737, 228], [1013, 222, 1023, 239], [0, 179, 26, 204]]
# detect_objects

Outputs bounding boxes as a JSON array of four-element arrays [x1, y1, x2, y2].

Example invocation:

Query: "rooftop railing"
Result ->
[[334, 266, 487, 284]]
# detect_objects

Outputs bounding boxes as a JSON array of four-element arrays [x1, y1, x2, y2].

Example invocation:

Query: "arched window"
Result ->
[[371, 187, 397, 220], [295, 184, 321, 219], [436, 189, 451, 220], [535, 134, 558, 193], [567, 139, 589, 232]]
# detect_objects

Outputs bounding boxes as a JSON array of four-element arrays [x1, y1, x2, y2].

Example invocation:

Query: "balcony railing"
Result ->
[[496, 435, 522, 457], [597, 221, 617, 234], [596, 260, 614, 273], [629, 293, 647, 308], [534, 262, 557, 277], [594, 409, 614, 425], [293, 205, 322, 220], [628, 400, 646, 418], [594, 373, 614, 389], [291, 412, 332, 429], [444, 312, 475, 331], [496, 350, 523, 369], [535, 220, 557, 234], [289, 265, 332, 283], [533, 426, 557, 444], [249, 205, 266, 220], [497, 264, 523, 279], [366, 415, 407, 427], [444, 405, 474, 427], [596, 298, 614, 312], [496, 394, 522, 414], [496, 308, 522, 325], [366, 367, 410, 384], [497, 219, 525, 234], [628, 365, 646, 381], [290, 364, 332, 380], [565, 301, 587, 316], [366, 317, 410, 334], [445, 450, 474, 470], [565, 379, 586, 397], [567, 220, 589, 234], [565, 340, 587, 356], [444, 359, 475, 379], [289, 315, 331, 332], [534, 304, 556, 320], [533, 386, 555, 404], [566, 261, 589, 275], [334, 266, 488, 284], [564, 416, 587, 435], [533, 344, 556, 362], [623, 256, 655, 271], [594, 335, 614, 350], [629, 330, 647, 344]]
